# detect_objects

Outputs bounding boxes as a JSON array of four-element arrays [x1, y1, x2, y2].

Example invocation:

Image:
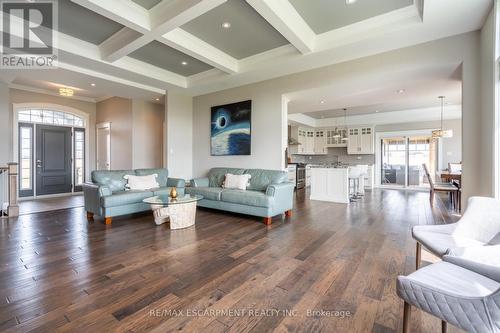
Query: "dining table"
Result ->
[[437, 171, 462, 184]]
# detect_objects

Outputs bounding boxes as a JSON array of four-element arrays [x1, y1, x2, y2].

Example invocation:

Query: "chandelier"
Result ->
[[431, 96, 453, 138]]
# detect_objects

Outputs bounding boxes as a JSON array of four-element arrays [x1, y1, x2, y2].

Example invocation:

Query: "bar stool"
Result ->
[[348, 166, 362, 201], [356, 164, 368, 197]]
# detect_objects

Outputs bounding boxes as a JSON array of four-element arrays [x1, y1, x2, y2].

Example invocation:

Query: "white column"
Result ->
[[164, 92, 194, 180]]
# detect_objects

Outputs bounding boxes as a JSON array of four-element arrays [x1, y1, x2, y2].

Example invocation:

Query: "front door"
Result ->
[[36, 125, 72, 195]]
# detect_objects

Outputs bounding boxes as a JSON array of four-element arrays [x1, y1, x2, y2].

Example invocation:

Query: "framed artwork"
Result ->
[[211, 100, 251, 156]]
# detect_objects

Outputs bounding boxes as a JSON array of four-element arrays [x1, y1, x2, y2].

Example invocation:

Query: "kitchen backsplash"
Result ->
[[291, 147, 375, 165]]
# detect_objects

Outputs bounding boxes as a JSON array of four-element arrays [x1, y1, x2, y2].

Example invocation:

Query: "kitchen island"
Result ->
[[310, 167, 350, 204]]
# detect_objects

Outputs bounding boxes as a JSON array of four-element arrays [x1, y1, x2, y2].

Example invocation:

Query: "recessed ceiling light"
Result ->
[[397, 89, 406, 94], [320, 100, 326, 104], [59, 88, 74, 97], [90, 83, 96, 87], [222, 22, 231, 29], [345, 0, 358, 4], [181, 61, 188, 66]]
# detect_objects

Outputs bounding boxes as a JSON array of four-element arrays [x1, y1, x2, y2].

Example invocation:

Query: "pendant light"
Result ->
[[432, 96, 453, 138], [341, 108, 349, 142]]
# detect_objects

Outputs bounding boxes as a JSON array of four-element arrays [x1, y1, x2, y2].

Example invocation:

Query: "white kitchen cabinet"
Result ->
[[297, 128, 306, 154], [305, 129, 315, 154], [347, 127, 374, 155], [326, 128, 347, 147], [290, 126, 335, 155], [314, 129, 327, 155]]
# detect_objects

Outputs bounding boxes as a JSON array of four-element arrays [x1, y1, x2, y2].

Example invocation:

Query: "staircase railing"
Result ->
[[0, 163, 19, 218]]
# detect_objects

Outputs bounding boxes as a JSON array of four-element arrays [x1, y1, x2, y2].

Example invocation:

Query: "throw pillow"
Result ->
[[223, 173, 251, 190], [124, 174, 159, 190]]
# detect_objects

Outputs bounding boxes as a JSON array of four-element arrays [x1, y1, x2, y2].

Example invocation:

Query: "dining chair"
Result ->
[[412, 196, 500, 269], [422, 163, 458, 209], [448, 162, 462, 173], [397, 254, 500, 333]]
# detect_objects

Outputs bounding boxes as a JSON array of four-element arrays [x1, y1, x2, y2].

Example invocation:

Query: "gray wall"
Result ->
[[165, 92, 193, 180], [96, 97, 133, 170], [132, 100, 164, 169], [97, 97, 165, 170]]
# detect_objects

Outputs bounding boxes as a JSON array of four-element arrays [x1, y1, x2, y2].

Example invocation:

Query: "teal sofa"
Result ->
[[186, 168, 294, 225], [83, 168, 185, 224]]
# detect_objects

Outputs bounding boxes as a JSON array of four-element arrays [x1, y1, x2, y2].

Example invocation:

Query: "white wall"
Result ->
[[193, 32, 482, 203], [132, 100, 164, 169], [193, 89, 284, 177], [480, 6, 498, 197], [0, 83, 10, 166], [165, 92, 193, 180]]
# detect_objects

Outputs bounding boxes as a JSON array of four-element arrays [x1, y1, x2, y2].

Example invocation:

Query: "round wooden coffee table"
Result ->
[[143, 194, 203, 229]]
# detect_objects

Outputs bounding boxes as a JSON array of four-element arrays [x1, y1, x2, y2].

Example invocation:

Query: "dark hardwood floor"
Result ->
[[0, 189, 462, 333]]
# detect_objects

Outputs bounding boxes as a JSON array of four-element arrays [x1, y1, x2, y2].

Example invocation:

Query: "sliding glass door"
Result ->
[[381, 135, 437, 188]]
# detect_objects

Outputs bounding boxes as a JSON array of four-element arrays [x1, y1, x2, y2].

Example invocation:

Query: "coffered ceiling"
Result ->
[[0, 0, 493, 100], [182, 0, 289, 59], [289, 0, 413, 34]]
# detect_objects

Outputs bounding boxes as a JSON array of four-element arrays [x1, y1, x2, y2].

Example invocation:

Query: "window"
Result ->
[[74, 129, 85, 191], [18, 124, 34, 197], [20, 126, 32, 190], [18, 109, 85, 127]]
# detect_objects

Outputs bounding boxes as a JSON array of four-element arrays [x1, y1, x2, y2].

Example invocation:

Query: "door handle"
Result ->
[[36, 160, 42, 168]]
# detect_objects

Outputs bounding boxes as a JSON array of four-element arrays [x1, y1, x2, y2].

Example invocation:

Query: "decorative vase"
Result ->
[[169, 186, 178, 199]]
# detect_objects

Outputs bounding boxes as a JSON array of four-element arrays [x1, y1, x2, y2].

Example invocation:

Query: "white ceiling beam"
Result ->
[[99, 27, 146, 62], [58, 62, 166, 94], [150, 0, 225, 35], [245, 0, 316, 54], [161, 29, 238, 73], [56, 32, 187, 89], [70, 0, 151, 33], [78, 0, 235, 74]]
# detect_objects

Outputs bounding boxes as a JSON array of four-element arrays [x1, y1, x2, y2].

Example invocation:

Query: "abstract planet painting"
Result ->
[[211, 100, 251, 156]]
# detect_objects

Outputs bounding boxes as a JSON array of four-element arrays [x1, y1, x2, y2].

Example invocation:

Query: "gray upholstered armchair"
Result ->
[[412, 196, 500, 269], [397, 246, 500, 333]]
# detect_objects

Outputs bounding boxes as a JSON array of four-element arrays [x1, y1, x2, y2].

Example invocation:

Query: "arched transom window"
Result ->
[[18, 108, 85, 127]]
